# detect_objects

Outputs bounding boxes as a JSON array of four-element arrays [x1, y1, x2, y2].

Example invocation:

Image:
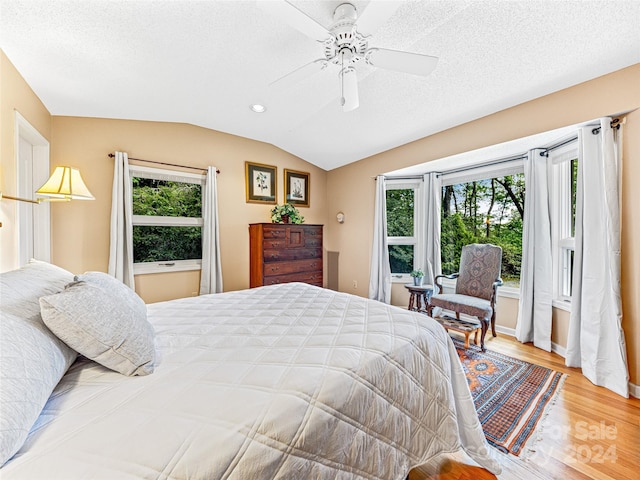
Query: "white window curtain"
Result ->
[[515, 149, 553, 351], [369, 175, 391, 303], [108, 151, 135, 289], [422, 172, 441, 285], [199, 166, 223, 295], [566, 118, 629, 397]]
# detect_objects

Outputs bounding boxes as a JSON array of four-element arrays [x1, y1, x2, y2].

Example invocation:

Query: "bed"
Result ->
[[0, 261, 500, 479]]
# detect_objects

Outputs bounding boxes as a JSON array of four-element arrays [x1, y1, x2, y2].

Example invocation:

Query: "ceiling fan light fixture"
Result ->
[[340, 67, 359, 112], [250, 104, 266, 113]]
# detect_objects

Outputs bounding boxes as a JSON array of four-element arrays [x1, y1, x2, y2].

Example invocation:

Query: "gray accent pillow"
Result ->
[[76, 271, 148, 321], [40, 272, 155, 377], [0, 260, 77, 466]]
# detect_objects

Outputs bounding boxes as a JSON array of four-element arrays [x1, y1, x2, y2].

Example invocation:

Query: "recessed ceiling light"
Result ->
[[250, 104, 266, 113]]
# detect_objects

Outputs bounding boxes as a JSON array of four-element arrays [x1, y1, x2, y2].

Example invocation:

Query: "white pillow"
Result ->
[[0, 260, 77, 467], [76, 271, 148, 321], [40, 273, 155, 377]]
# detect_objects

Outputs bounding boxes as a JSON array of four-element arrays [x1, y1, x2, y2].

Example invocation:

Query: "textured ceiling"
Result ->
[[1, 0, 639, 170]]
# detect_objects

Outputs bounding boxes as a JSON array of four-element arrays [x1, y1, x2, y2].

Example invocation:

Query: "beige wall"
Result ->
[[326, 64, 640, 386], [552, 308, 571, 349], [0, 51, 52, 271], [49, 116, 328, 301]]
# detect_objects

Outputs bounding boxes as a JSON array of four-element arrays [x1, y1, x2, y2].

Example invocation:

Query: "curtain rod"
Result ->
[[539, 136, 578, 157], [540, 118, 620, 157], [107, 153, 220, 174], [591, 118, 620, 135], [435, 154, 527, 178], [376, 154, 527, 180], [374, 175, 423, 181]]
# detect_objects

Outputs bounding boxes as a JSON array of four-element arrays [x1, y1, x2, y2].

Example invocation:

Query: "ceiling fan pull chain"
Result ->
[[340, 51, 346, 107]]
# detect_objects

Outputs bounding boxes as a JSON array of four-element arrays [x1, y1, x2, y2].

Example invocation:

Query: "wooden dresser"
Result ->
[[249, 223, 323, 288]]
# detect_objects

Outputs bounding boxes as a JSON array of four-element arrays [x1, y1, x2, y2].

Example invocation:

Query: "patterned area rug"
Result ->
[[452, 338, 566, 456]]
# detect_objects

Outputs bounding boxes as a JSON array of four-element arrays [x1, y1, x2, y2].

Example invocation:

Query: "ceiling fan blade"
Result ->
[[258, 0, 330, 42], [355, 1, 403, 37], [366, 48, 438, 76], [270, 59, 328, 89], [340, 68, 359, 112]]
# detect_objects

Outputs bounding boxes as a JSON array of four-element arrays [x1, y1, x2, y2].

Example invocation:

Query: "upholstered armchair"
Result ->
[[427, 243, 503, 351]]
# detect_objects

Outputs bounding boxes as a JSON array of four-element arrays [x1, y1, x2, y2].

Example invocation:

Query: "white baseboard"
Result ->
[[629, 382, 640, 399], [551, 342, 566, 357], [493, 326, 567, 358], [494, 325, 515, 337]]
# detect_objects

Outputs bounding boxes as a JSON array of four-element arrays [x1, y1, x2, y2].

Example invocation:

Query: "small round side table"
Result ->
[[404, 284, 433, 313]]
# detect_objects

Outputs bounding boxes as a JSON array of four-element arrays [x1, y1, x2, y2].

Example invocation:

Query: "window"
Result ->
[[131, 166, 204, 274], [440, 162, 525, 289], [549, 143, 578, 304], [385, 179, 423, 281], [383, 137, 578, 302]]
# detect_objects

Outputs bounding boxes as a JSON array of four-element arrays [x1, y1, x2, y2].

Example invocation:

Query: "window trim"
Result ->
[[440, 158, 525, 187], [130, 165, 205, 275], [549, 141, 578, 304], [132, 215, 203, 227], [385, 179, 424, 283], [134, 259, 202, 275]]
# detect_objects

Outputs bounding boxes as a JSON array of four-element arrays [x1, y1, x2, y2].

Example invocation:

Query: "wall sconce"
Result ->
[[0, 166, 94, 204]]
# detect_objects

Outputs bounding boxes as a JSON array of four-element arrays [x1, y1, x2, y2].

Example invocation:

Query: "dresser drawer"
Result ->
[[263, 236, 321, 249], [263, 248, 322, 262], [263, 270, 323, 285], [262, 225, 286, 239], [263, 258, 322, 277], [302, 226, 322, 236], [304, 237, 322, 248], [263, 238, 286, 249]]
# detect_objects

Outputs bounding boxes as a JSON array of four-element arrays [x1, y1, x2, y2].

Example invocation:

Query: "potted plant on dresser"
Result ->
[[270, 203, 305, 224]]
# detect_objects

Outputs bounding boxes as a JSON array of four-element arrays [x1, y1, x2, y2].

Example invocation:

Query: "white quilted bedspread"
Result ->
[[3, 283, 500, 479]]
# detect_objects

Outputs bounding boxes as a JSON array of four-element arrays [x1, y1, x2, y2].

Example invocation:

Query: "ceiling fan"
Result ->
[[260, 1, 438, 112]]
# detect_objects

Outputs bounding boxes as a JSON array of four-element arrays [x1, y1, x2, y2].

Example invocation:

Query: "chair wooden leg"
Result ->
[[464, 332, 470, 348], [479, 320, 488, 352], [491, 310, 497, 337]]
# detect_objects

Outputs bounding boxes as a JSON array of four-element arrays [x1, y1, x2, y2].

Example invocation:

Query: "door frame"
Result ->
[[15, 111, 51, 265]]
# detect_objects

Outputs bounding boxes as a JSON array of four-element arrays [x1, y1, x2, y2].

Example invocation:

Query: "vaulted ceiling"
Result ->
[[1, 0, 638, 170]]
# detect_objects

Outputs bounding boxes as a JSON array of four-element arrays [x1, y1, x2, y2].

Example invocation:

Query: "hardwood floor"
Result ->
[[409, 333, 640, 480]]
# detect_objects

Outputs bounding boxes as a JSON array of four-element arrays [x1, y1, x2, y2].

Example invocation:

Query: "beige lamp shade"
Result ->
[[36, 166, 95, 200]]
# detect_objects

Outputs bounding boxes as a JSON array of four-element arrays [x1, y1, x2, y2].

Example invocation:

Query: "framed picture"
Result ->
[[245, 162, 277, 204], [284, 169, 310, 207]]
